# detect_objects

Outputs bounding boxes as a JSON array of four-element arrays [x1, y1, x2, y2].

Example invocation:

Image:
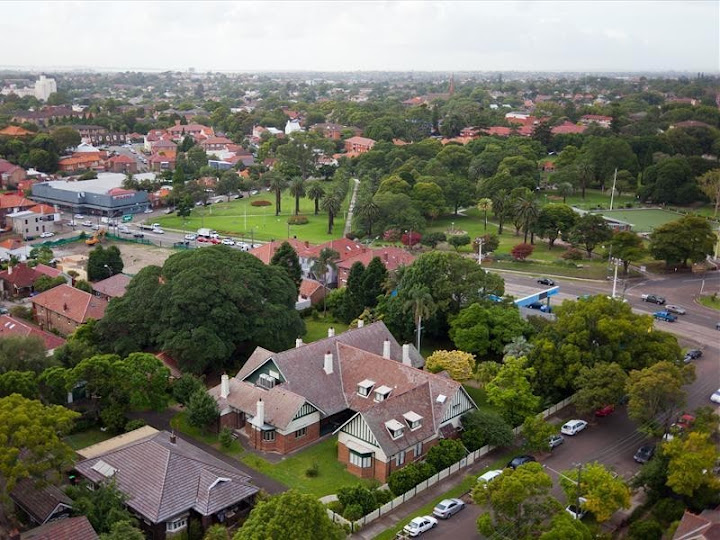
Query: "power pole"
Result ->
[[575, 462, 583, 515]]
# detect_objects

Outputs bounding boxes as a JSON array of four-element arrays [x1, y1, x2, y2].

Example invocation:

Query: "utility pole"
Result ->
[[611, 258, 620, 298], [476, 237, 483, 265], [609, 168, 618, 211], [575, 462, 583, 516]]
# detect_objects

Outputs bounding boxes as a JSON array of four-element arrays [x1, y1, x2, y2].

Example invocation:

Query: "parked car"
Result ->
[[403, 516, 438, 537], [548, 434, 565, 449], [641, 294, 666, 305], [152, 227, 164, 234], [561, 420, 588, 436], [527, 301, 552, 313], [118, 225, 130, 234], [477, 469, 503, 486], [74, 214, 85, 219], [81, 220, 93, 227], [221, 238, 235, 246], [133, 232, 144, 238], [0, 306, 9, 315], [185, 234, 197, 241], [653, 311, 677, 322], [432, 498, 464, 519], [711, 389, 720, 404], [39, 232, 54, 238], [665, 305, 686, 315], [683, 349, 702, 364], [144, 208, 153, 214], [595, 404, 615, 417], [566, 497, 588, 520], [674, 414, 695, 431], [507, 455, 536, 469], [634, 444, 655, 464], [537, 277, 555, 286]]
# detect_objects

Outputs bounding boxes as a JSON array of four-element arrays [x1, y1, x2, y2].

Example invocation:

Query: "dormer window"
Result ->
[[357, 379, 375, 397], [374, 385, 392, 402], [403, 411, 423, 431], [385, 419, 405, 439]]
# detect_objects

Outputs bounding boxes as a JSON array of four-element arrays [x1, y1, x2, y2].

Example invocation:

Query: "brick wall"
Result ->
[[243, 421, 320, 454], [219, 411, 240, 430], [33, 304, 78, 336]]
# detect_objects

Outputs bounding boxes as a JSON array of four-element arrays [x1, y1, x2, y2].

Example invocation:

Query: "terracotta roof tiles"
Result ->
[[31, 284, 107, 324]]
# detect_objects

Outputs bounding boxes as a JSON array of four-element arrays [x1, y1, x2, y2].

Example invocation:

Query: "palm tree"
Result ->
[[288, 177, 305, 216], [306, 182, 325, 215], [403, 286, 436, 350], [514, 195, 540, 243], [491, 190, 510, 235], [354, 199, 380, 237], [320, 193, 341, 235], [477, 198, 493, 231], [267, 172, 287, 216]]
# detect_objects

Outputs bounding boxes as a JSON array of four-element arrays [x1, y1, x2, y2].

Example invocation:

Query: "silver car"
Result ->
[[666, 305, 686, 315], [432, 498, 464, 519]]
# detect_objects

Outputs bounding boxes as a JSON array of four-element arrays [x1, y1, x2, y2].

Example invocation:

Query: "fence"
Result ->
[[327, 394, 575, 532]]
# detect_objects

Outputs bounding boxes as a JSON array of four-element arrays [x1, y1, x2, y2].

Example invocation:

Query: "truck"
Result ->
[[197, 228, 219, 239]]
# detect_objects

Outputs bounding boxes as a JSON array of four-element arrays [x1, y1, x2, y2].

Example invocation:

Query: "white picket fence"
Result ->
[[326, 394, 575, 532]]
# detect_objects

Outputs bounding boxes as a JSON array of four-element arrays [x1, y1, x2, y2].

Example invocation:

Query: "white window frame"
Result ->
[[395, 450, 405, 466], [262, 430, 276, 441], [349, 450, 372, 468], [413, 442, 423, 458], [295, 427, 307, 439], [166, 516, 188, 532], [389, 427, 404, 440]]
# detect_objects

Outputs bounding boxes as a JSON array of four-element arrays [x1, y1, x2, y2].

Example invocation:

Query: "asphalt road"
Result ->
[[412, 269, 720, 540]]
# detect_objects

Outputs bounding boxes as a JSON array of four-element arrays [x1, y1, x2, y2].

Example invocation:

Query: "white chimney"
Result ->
[[220, 374, 230, 399], [252, 399, 265, 428], [357, 319, 364, 328], [402, 344, 411, 366], [328, 326, 335, 337], [295, 337, 303, 348], [7, 265, 12, 276], [324, 350, 334, 375], [383, 338, 391, 359]]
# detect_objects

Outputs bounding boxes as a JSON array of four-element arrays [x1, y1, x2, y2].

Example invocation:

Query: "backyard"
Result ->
[[64, 428, 114, 451]]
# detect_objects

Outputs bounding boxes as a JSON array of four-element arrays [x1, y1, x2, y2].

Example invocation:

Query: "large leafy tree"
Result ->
[[534, 203, 577, 249], [449, 302, 531, 358], [50, 126, 81, 153], [569, 214, 613, 256], [340, 262, 366, 324], [573, 362, 628, 415], [97, 247, 304, 374], [461, 409, 513, 451], [87, 245, 124, 282], [521, 414, 560, 453], [0, 336, 52, 374], [425, 350, 475, 381], [67, 479, 137, 535], [234, 490, 344, 540], [270, 241, 302, 292], [473, 462, 560, 539], [697, 169, 720, 217], [650, 215, 716, 268], [485, 356, 541, 426], [559, 462, 630, 523], [187, 389, 219, 432], [610, 231, 647, 274], [0, 394, 79, 501], [539, 512, 592, 540], [664, 432, 720, 497]]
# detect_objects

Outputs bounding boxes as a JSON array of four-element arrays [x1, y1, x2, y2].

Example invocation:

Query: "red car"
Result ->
[[675, 414, 695, 431], [595, 404, 615, 417], [197, 236, 208, 243], [209, 238, 221, 244]]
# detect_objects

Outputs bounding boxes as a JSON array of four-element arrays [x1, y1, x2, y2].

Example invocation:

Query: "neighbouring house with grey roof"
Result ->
[[10, 478, 73, 526], [73, 429, 258, 540], [209, 321, 476, 482]]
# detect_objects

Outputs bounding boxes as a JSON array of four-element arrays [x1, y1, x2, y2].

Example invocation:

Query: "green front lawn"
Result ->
[[240, 436, 373, 498], [64, 428, 114, 451], [303, 317, 350, 343], [698, 294, 720, 311], [155, 191, 350, 244], [170, 411, 245, 456]]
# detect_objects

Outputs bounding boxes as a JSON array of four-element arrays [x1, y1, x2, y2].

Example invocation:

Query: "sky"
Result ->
[[1, 1, 718, 73]]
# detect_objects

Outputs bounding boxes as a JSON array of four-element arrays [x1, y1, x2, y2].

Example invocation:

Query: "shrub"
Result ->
[[628, 519, 663, 540], [401, 231, 422, 246], [479, 233, 500, 253], [250, 199, 271, 207], [425, 350, 475, 380], [326, 500, 344, 514], [305, 461, 319, 477], [420, 232, 446, 248], [425, 439, 466, 471], [651, 498, 685, 526], [562, 248, 583, 260], [383, 228, 401, 242], [337, 485, 377, 515], [219, 427, 234, 449], [287, 215, 309, 225], [343, 503, 364, 521], [374, 488, 393, 505], [387, 462, 434, 496], [124, 419, 146, 432], [448, 234, 471, 251], [172, 374, 205, 406], [511, 242, 534, 260]]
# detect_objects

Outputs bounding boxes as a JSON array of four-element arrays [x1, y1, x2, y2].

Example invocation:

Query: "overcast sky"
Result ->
[[1, 1, 718, 73]]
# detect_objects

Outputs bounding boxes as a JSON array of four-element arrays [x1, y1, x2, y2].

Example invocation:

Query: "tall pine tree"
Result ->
[[341, 262, 366, 324], [360, 256, 388, 309], [270, 241, 302, 292]]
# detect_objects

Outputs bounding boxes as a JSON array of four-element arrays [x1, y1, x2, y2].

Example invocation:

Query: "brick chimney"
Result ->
[[383, 338, 391, 359], [324, 350, 333, 375], [220, 373, 229, 399]]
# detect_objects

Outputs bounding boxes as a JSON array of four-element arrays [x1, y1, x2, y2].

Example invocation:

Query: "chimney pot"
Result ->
[[324, 350, 333, 375], [327, 326, 335, 337], [220, 373, 230, 399], [357, 319, 364, 328], [170, 431, 177, 444], [295, 337, 303, 348], [402, 344, 411, 366], [383, 338, 391, 359]]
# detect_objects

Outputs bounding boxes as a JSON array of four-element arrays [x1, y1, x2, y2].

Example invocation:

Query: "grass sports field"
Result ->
[[591, 208, 684, 233]]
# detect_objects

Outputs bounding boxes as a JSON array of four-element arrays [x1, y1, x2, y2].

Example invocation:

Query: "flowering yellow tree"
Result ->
[[425, 350, 475, 381]]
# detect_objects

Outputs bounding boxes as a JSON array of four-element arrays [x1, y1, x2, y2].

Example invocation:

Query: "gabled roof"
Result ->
[[673, 509, 720, 539], [91, 273, 131, 298], [20, 516, 98, 540], [0, 263, 39, 289], [74, 430, 258, 523], [34, 263, 62, 278], [0, 194, 34, 209], [0, 125, 34, 137], [299, 278, 323, 298], [301, 237, 365, 260], [11, 478, 72, 525], [337, 247, 415, 272], [345, 136, 376, 146], [0, 238, 25, 251], [31, 284, 107, 324], [249, 238, 311, 265], [107, 154, 135, 164], [28, 204, 56, 215], [0, 315, 66, 350]]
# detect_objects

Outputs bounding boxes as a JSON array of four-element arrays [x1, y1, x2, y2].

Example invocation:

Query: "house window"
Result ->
[[385, 419, 405, 440], [349, 450, 372, 468], [413, 442, 423, 458], [295, 427, 307, 439], [403, 411, 423, 431], [374, 385, 392, 402], [262, 430, 276, 441], [166, 516, 188, 532], [395, 451, 405, 466], [357, 379, 375, 397]]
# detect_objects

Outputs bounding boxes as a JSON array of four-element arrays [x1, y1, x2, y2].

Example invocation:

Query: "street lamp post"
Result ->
[[475, 236, 484, 265], [611, 258, 621, 298]]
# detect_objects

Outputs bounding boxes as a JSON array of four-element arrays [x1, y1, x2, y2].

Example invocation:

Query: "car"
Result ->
[[527, 301, 552, 313], [164, 208, 175, 214], [432, 498, 465, 519], [118, 226, 130, 234], [711, 389, 720, 404], [477, 469, 503, 485], [236, 241, 250, 251], [144, 208, 153, 214], [67, 220, 77, 226], [665, 304, 686, 315], [565, 497, 588, 520], [74, 214, 85, 219], [561, 420, 588, 436], [221, 238, 235, 246], [641, 294, 666, 305], [133, 232, 144, 238], [403, 516, 438, 537], [152, 227, 164, 234], [91, 224, 100, 230], [634, 444, 655, 464], [507, 455, 536, 469], [548, 434, 565, 449], [233, 193, 244, 199], [81, 220, 93, 227], [684, 349, 702, 364], [209, 238, 221, 244], [0, 306, 9, 315], [39, 232, 54, 238], [675, 414, 695, 431], [250, 189, 259, 195], [537, 277, 555, 286], [716, 322, 720, 330], [653, 311, 677, 322], [185, 234, 197, 241], [595, 404, 615, 417]]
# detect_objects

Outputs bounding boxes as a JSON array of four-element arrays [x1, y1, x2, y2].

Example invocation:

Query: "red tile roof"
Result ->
[[155, 352, 182, 378], [483, 126, 512, 137], [337, 246, 415, 272], [299, 278, 323, 298], [29, 204, 56, 215], [249, 238, 311, 265], [0, 238, 25, 251], [551, 121, 587, 135], [32, 284, 107, 324], [20, 516, 98, 540], [0, 314, 65, 351], [107, 154, 135, 164], [0, 263, 40, 289], [302, 237, 365, 260], [34, 263, 62, 279], [0, 194, 34, 209], [0, 125, 34, 137]]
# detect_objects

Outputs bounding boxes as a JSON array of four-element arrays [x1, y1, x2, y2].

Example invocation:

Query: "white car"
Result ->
[[144, 208, 153, 214], [185, 233, 197, 241], [403, 516, 438, 537], [477, 469, 503, 486], [665, 305, 687, 315], [711, 389, 720, 404], [221, 238, 235, 246], [561, 420, 588, 436], [118, 226, 130, 234], [81, 220, 93, 227], [39, 232, 55, 238], [74, 214, 85, 219], [236, 241, 250, 251], [152, 227, 164, 234]]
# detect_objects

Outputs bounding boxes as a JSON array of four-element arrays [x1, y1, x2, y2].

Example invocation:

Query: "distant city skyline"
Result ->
[[1, 1, 718, 73]]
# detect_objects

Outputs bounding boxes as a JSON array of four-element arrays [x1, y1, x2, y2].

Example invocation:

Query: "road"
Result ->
[[107, 143, 149, 173], [415, 269, 720, 539]]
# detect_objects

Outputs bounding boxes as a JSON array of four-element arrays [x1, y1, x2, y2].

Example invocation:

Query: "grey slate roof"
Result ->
[[11, 479, 72, 525], [74, 431, 257, 523], [20, 516, 98, 540]]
